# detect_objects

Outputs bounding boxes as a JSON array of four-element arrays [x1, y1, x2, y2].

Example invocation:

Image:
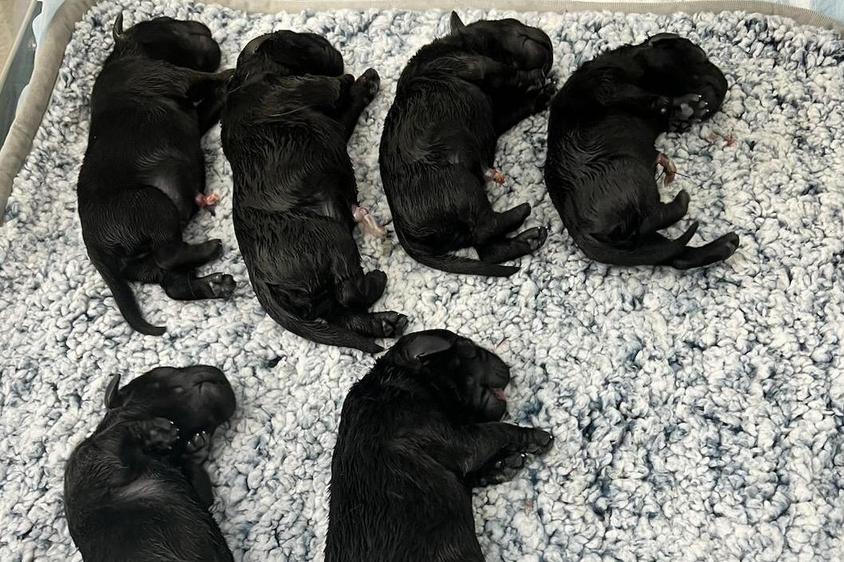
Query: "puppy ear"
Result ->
[[112, 13, 125, 43], [647, 32, 680, 46], [449, 11, 465, 34], [104, 373, 122, 409], [390, 330, 457, 368]]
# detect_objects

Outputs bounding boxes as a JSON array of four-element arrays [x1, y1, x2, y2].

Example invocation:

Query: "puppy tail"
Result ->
[[255, 286, 384, 353], [403, 242, 519, 277], [88, 250, 166, 336], [572, 222, 698, 266], [413, 253, 518, 277]]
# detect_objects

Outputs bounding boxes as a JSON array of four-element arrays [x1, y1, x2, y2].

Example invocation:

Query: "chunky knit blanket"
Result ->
[[1, 1, 843, 560]]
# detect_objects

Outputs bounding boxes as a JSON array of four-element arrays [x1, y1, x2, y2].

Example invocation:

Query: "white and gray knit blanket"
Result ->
[[1, 1, 843, 560]]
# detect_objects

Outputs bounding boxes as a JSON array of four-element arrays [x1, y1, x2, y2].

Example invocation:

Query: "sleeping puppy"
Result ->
[[64, 365, 236, 562], [545, 34, 739, 269], [77, 15, 235, 335], [326, 330, 554, 562], [221, 31, 407, 353], [379, 12, 556, 276]]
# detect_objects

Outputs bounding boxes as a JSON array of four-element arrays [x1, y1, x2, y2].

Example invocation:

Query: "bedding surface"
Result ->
[[1, 2, 843, 561]]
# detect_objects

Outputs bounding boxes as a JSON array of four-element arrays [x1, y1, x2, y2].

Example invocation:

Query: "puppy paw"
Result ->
[[523, 428, 555, 455], [185, 430, 211, 463], [532, 81, 557, 112], [353, 68, 381, 103], [364, 269, 388, 294], [198, 273, 236, 299], [672, 232, 740, 269], [138, 418, 180, 452], [453, 338, 511, 421], [468, 452, 527, 487], [197, 239, 224, 261], [339, 73, 355, 91], [380, 312, 409, 338], [672, 93, 708, 121], [515, 226, 548, 252], [214, 68, 236, 83]]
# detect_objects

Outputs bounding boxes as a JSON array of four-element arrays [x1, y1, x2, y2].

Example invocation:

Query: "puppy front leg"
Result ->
[[282, 74, 353, 112], [492, 81, 557, 134], [185, 68, 235, 102], [596, 81, 666, 114], [183, 68, 234, 132], [446, 422, 554, 481], [111, 418, 180, 487], [335, 69, 380, 142], [183, 431, 214, 509], [596, 81, 708, 124], [452, 56, 544, 91]]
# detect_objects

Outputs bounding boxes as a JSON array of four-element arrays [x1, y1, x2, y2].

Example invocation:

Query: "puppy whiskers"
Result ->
[[266, 106, 309, 120]]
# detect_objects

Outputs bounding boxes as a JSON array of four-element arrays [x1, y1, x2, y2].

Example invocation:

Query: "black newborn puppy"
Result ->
[[326, 330, 554, 561], [545, 34, 739, 269], [64, 365, 237, 562], [77, 15, 235, 335], [221, 31, 407, 353], [380, 12, 555, 276]]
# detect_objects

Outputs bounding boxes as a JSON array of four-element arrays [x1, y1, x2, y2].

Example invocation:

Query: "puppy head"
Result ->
[[111, 14, 221, 71], [632, 34, 726, 106], [103, 365, 236, 438], [448, 11, 552, 74], [387, 330, 510, 422], [234, 30, 344, 77], [635, 33, 710, 70]]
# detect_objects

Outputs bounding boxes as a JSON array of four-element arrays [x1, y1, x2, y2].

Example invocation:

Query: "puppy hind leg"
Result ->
[[669, 232, 740, 269], [122, 255, 165, 284], [638, 190, 690, 234], [154, 239, 223, 271], [336, 269, 387, 310], [476, 227, 548, 263], [473, 203, 531, 245]]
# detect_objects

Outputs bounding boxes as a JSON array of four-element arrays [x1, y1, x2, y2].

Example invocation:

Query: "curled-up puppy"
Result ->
[[545, 34, 740, 269], [326, 329, 554, 562], [77, 15, 236, 335], [64, 365, 237, 562], [221, 31, 407, 353], [379, 12, 556, 276]]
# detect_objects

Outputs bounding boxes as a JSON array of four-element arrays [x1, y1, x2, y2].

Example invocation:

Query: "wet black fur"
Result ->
[[379, 12, 556, 276], [326, 330, 554, 562], [545, 34, 739, 269], [64, 365, 237, 562], [77, 15, 235, 336], [221, 31, 407, 353]]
